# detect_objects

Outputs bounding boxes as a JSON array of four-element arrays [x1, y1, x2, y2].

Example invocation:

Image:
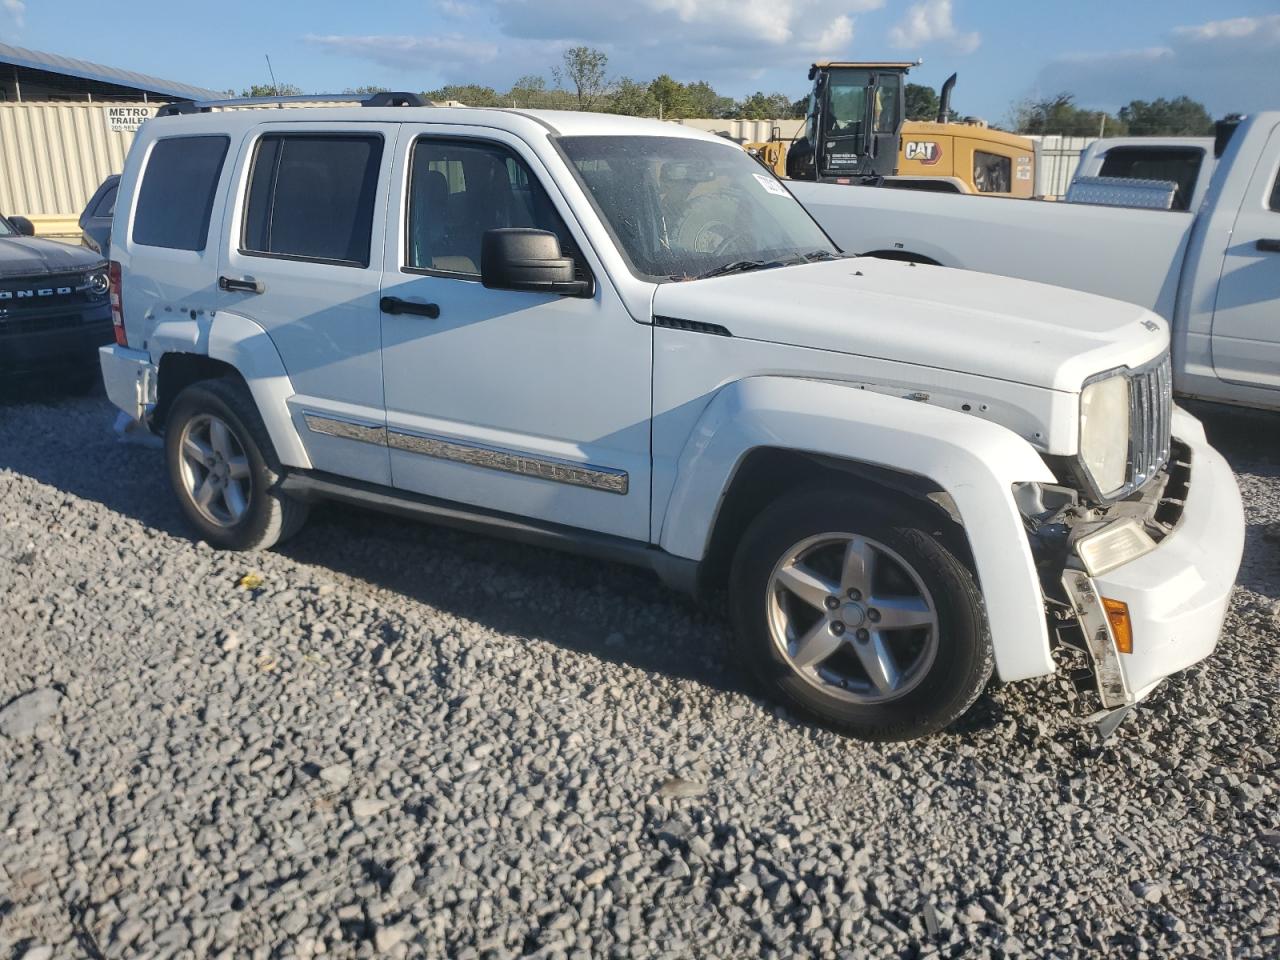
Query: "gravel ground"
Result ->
[[1, 388, 1277, 960]]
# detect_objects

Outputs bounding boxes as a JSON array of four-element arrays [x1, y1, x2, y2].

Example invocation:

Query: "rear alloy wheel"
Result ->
[[730, 488, 992, 741], [165, 378, 308, 551], [177, 413, 253, 528]]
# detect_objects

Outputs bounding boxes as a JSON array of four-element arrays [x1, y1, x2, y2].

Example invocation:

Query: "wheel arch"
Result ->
[[658, 376, 1059, 682], [697, 447, 971, 598], [148, 311, 310, 469]]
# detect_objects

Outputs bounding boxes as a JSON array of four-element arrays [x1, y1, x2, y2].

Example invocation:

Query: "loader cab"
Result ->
[[786, 61, 911, 183]]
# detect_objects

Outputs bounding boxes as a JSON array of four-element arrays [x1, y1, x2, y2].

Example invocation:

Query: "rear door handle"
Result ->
[[218, 275, 265, 294], [1257, 238, 1280, 253], [380, 296, 440, 318]]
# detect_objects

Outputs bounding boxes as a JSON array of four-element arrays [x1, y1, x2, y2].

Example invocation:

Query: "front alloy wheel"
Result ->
[[729, 487, 993, 741], [768, 533, 939, 705]]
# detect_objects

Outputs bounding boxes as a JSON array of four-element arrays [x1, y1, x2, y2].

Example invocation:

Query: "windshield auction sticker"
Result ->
[[753, 173, 791, 197]]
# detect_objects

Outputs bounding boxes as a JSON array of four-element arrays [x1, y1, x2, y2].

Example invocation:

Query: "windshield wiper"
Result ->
[[696, 259, 776, 280], [696, 251, 841, 281]]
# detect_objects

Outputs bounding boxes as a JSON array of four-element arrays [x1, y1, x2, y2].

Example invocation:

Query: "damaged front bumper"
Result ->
[[1055, 408, 1244, 709]]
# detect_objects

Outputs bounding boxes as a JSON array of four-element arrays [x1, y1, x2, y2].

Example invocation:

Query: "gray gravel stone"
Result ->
[[0, 688, 60, 738], [0, 393, 1277, 960]]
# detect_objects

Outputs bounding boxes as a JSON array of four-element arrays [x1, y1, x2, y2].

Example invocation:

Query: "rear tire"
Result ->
[[164, 378, 308, 551], [728, 486, 992, 741]]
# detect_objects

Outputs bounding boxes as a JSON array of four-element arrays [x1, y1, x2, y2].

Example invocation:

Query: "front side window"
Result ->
[[406, 139, 574, 276], [559, 135, 837, 281], [873, 74, 901, 134], [242, 134, 382, 266], [825, 70, 870, 139], [132, 136, 229, 251]]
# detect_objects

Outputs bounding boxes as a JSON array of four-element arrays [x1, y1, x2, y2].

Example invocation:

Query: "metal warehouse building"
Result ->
[[0, 42, 222, 237]]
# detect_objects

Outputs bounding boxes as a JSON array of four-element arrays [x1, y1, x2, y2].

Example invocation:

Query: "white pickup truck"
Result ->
[[794, 113, 1280, 410], [99, 96, 1242, 741]]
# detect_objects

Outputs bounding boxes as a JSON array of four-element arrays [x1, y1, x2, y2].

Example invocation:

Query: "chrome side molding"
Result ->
[[301, 413, 628, 495]]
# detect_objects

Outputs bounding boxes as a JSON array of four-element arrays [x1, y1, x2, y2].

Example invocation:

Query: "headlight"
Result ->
[[85, 271, 110, 298], [1079, 373, 1129, 497]]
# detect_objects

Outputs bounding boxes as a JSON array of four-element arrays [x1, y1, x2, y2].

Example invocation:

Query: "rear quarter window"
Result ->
[[241, 134, 383, 267], [1098, 146, 1203, 211], [131, 136, 229, 250]]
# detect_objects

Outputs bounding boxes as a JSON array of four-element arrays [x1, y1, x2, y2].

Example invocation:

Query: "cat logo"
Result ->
[[904, 141, 942, 165]]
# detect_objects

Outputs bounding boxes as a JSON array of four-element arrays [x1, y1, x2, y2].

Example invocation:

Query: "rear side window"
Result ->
[[93, 183, 118, 218], [242, 134, 382, 267], [132, 136, 229, 250], [1099, 147, 1203, 211]]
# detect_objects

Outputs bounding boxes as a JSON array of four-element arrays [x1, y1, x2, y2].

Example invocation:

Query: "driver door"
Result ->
[[377, 127, 653, 541]]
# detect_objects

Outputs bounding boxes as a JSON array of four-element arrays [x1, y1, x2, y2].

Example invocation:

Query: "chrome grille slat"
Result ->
[[1125, 355, 1172, 493]]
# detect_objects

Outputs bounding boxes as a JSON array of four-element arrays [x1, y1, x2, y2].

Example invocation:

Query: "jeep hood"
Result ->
[[0, 235, 106, 279], [651, 257, 1168, 392]]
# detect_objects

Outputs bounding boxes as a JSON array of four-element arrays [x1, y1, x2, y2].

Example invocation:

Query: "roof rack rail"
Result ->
[[156, 91, 426, 117]]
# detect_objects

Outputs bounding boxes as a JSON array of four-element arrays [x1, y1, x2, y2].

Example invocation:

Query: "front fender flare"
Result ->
[[660, 376, 1058, 682], [148, 311, 310, 469]]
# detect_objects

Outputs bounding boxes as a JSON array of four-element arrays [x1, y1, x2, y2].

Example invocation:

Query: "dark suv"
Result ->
[[1, 212, 113, 391]]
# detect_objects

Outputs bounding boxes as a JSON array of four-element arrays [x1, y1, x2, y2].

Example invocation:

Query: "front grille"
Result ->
[[0, 313, 108, 336], [1127, 354, 1173, 490], [0, 272, 103, 314]]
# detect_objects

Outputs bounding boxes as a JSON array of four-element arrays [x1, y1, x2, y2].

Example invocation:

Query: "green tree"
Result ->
[[1010, 93, 1126, 137], [343, 85, 389, 95], [423, 84, 502, 106], [648, 74, 693, 119], [608, 78, 658, 117], [505, 74, 547, 106], [734, 91, 797, 120], [552, 46, 611, 110], [685, 80, 734, 119], [905, 83, 940, 121], [240, 83, 303, 98], [1118, 96, 1213, 136]]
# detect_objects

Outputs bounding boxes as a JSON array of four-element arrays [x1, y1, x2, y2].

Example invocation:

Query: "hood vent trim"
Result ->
[[654, 315, 732, 337]]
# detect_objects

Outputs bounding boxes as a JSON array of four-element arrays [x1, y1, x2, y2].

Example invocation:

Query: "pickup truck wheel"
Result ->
[[729, 489, 992, 741], [165, 379, 308, 551]]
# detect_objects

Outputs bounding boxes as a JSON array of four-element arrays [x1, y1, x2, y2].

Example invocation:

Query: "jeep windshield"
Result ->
[[558, 135, 839, 282]]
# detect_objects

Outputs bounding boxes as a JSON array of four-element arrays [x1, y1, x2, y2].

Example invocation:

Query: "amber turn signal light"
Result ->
[[1102, 598, 1133, 654]]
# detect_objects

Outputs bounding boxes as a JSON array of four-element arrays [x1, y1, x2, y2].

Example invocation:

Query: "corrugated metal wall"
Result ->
[[1026, 135, 1097, 199], [0, 101, 148, 218], [674, 118, 805, 144]]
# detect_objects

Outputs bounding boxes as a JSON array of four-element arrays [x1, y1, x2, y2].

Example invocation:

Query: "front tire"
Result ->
[[729, 487, 992, 741], [165, 378, 308, 551]]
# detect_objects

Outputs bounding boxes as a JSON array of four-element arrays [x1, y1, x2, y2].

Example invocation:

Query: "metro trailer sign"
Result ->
[[104, 106, 156, 134]]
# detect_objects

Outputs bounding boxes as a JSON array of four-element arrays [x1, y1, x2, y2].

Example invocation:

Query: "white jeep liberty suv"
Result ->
[[99, 93, 1244, 741]]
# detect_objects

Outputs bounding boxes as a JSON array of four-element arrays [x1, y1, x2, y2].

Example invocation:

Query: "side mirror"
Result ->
[[8, 215, 35, 236], [481, 228, 591, 296]]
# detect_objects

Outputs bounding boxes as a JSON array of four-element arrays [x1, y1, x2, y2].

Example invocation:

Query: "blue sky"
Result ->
[[2, 0, 1276, 121]]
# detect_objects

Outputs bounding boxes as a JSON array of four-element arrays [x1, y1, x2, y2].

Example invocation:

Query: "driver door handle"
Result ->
[[380, 296, 440, 319], [1257, 238, 1280, 253], [218, 275, 265, 294]]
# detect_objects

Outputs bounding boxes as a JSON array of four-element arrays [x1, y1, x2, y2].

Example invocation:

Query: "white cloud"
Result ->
[[307, 0, 883, 90], [1036, 14, 1280, 115], [2, 0, 25, 28], [888, 0, 980, 55], [306, 33, 501, 72]]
